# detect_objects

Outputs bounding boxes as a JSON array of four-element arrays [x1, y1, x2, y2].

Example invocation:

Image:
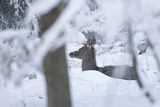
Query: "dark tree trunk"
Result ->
[[43, 46, 71, 107], [39, 1, 72, 107]]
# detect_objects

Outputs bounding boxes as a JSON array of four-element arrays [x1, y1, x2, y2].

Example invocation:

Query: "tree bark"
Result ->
[[39, 1, 72, 107], [43, 46, 71, 107]]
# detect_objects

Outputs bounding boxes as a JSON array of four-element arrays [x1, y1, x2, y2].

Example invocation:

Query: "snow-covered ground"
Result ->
[[0, 42, 159, 107], [0, 72, 47, 107], [69, 69, 150, 107], [1, 0, 160, 107], [67, 43, 156, 107]]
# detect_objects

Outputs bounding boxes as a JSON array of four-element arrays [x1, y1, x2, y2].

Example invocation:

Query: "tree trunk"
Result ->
[[43, 46, 71, 107], [39, 1, 72, 106]]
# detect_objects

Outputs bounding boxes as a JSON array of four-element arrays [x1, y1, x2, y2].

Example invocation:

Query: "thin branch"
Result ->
[[32, 0, 85, 65], [127, 20, 155, 103], [0, 29, 29, 40], [145, 33, 160, 73]]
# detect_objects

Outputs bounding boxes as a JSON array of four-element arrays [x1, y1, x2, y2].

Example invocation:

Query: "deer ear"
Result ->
[[85, 42, 91, 51], [87, 36, 96, 46], [86, 41, 90, 47]]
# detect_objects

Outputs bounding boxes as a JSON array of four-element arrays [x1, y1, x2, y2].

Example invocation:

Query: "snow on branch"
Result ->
[[32, 0, 85, 65], [29, 0, 60, 16], [0, 29, 29, 41], [124, 0, 160, 105]]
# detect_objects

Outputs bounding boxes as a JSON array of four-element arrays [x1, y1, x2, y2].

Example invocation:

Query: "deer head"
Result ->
[[69, 45, 89, 59], [69, 36, 96, 60]]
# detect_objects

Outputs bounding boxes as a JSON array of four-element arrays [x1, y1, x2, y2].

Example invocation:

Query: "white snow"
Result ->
[[0, 39, 160, 107], [66, 43, 158, 107], [0, 41, 159, 107], [1, 0, 160, 107], [0, 72, 47, 107], [69, 70, 150, 107]]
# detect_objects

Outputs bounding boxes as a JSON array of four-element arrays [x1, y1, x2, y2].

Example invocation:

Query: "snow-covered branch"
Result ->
[[32, 0, 85, 65]]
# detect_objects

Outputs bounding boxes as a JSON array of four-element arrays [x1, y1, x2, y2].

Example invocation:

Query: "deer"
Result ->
[[69, 36, 136, 80]]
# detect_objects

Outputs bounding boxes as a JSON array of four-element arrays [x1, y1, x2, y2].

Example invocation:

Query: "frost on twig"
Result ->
[[32, 0, 85, 65], [0, 0, 38, 83], [124, 0, 160, 104], [126, 20, 155, 103]]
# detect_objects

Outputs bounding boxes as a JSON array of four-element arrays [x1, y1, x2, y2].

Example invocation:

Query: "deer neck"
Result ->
[[82, 48, 97, 71]]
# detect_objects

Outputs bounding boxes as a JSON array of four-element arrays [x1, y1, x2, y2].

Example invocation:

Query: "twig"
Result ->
[[126, 19, 155, 103], [145, 33, 160, 73]]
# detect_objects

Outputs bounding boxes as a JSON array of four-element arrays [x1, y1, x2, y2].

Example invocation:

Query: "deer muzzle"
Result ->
[[69, 51, 79, 58]]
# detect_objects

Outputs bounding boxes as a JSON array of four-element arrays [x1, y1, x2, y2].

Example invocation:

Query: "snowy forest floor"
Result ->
[[0, 42, 160, 107], [0, 72, 47, 107], [67, 43, 153, 107]]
